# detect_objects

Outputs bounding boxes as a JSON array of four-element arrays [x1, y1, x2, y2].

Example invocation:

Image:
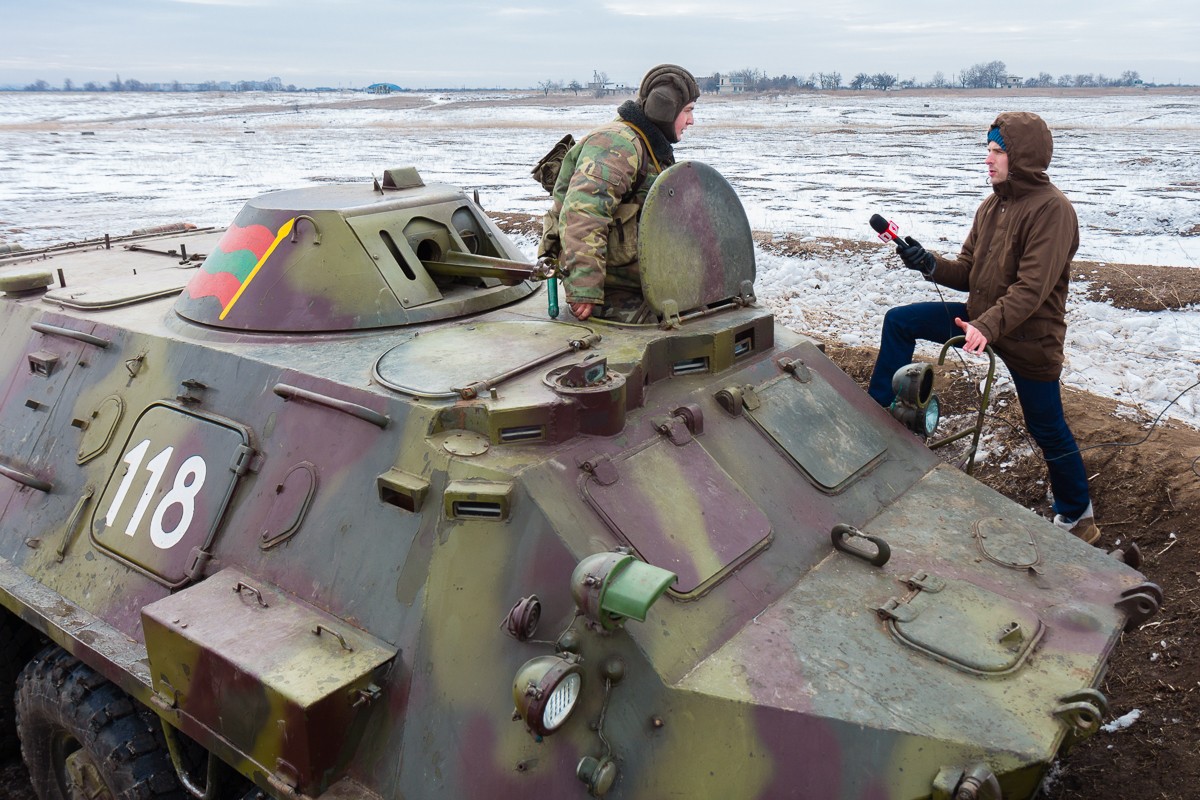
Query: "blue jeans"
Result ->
[[867, 302, 1091, 520]]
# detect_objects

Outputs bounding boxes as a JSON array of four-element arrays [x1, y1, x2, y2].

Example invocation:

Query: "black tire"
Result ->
[[15, 645, 185, 800], [0, 611, 42, 758]]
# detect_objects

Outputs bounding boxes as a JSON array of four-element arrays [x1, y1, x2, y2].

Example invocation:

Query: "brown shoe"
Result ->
[[1054, 504, 1101, 545]]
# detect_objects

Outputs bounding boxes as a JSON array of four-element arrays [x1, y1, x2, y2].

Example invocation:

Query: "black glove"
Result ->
[[897, 236, 936, 275]]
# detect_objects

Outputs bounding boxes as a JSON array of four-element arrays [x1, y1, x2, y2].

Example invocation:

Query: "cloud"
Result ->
[[489, 6, 557, 17], [601, 0, 797, 21], [165, 0, 280, 5]]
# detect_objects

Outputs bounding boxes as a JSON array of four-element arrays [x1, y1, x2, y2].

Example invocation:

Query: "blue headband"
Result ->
[[987, 126, 1006, 151]]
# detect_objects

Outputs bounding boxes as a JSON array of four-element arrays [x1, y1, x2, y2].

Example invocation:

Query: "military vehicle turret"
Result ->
[[0, 161, 1160, 800]]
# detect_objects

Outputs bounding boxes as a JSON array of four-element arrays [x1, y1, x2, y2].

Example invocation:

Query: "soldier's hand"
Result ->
[[569, 302, 595, 320]]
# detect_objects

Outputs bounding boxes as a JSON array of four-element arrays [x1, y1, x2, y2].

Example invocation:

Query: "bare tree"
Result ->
[[929, 71, 948, 88], [959, 60, 1006, 88], [567, 80, 582, 95], [873, 73, 898, 91], [818, 72, 841, 90], [592, 70, 608, 98]]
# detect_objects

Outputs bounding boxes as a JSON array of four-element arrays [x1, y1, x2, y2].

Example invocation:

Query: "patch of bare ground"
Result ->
[[1075, 260, 1200, 311]]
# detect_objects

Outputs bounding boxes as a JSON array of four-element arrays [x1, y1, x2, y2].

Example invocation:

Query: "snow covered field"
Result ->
[[1, 90, 1198, 426]]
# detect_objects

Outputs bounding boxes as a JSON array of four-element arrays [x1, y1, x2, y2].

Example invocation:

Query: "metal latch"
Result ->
[[876, 597, 918, 623], [652, 404, 703, 446], [184, 548, 212, 581], [579, 456, 619, 486], [230, 443, 255, 476], [714, 384, 760, 416], [905, 571, 946, 593], [778, 357, 811, 382], [738, 279, 756, 306], [351, 684, 383, 708]]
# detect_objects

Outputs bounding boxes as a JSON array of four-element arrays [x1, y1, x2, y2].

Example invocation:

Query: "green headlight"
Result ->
[[571, 552, 677, 631]]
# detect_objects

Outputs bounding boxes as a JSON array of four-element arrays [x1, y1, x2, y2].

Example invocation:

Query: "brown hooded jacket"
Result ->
[[929, 111, 1079, 380]]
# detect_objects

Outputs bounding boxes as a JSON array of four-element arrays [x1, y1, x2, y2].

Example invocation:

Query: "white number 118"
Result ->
[[103, 439, 208, 550]]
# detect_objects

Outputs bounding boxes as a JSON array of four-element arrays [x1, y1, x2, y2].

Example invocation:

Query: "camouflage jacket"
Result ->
[[540, 119, 666, 305]]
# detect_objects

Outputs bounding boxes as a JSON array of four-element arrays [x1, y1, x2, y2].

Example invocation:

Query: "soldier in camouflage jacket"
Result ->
[[539, 65, 699, 320]]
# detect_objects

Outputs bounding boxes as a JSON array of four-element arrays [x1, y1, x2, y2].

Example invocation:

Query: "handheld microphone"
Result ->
[[869, 214, 905, 248]]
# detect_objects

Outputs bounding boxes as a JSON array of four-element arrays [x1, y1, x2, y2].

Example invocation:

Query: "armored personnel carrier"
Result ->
[[0, 161, 1160, 800]]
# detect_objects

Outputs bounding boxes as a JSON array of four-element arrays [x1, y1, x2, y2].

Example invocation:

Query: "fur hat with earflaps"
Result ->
[[637, 64, 700, 143]]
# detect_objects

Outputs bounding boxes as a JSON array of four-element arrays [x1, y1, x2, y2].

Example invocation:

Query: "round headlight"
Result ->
[[513, 655, 584, 737], [891, 362, 935, 407], [889, 363, 940, 438], [923, 395, 940, 437], [542, 671, 581, 730]]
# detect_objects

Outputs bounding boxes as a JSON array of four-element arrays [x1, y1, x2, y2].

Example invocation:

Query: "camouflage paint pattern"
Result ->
[[540, 120, 660, 306], [0, 165, 1159, 800]]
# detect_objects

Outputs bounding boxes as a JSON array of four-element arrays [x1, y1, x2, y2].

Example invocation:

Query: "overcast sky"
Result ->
[[2, 0, 1198, 89]]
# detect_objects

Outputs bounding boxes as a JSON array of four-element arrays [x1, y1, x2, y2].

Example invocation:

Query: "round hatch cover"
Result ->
[[374, 320, 593, 399], [638, 161, 755, 316]]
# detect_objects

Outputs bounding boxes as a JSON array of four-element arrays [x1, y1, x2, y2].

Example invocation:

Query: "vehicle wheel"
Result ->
[[0, 611, 42, 758], [15, 645, 185, 800]]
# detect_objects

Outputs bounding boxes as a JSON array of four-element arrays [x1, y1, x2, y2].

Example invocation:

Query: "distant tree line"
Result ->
[[16, 75, 300, 92], [951, 60, 1144, 89], [536, 61, 1157, 95], [14, 62, 1159, 94]]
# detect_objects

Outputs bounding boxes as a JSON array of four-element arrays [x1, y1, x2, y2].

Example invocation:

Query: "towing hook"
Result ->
[[830, 524, 891, 567]]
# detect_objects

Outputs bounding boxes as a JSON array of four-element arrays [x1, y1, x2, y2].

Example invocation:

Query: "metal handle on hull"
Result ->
[[273, 383, 390, 429], [0, 461, 52, 493], [31, 321, 112, 348]]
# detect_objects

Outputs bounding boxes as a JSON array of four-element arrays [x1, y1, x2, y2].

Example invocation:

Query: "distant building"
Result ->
[[588, 79, 616, 96], [717, 75, 745, 94], [367, 83, 403, 94], [1005, 75, 1023, 88]]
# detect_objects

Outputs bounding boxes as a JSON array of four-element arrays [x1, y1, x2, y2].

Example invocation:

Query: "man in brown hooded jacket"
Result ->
[[867, 112, 1099, 544]]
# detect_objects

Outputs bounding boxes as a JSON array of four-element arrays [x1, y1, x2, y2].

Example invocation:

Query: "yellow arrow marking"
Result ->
[[219, 217, 295, 320]]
